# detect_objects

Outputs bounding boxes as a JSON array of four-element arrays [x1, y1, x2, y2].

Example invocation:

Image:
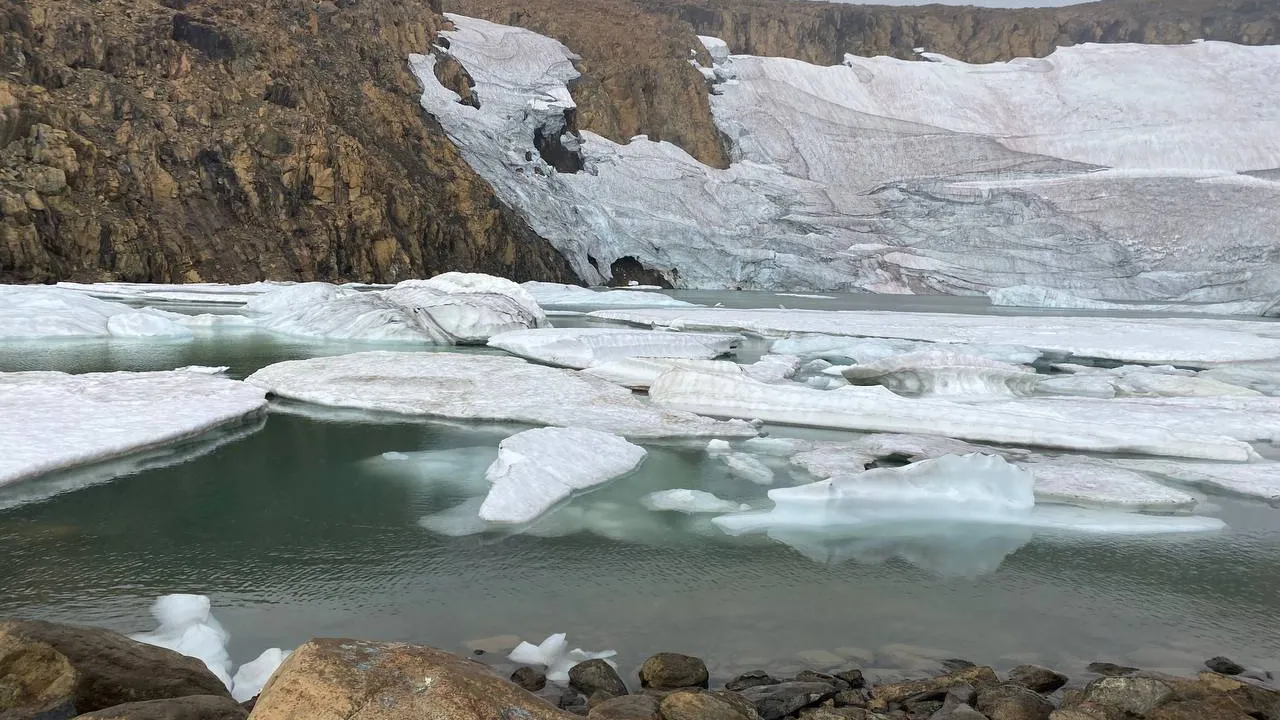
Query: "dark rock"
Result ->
[[975, 684, 1054, 720], [0, 619, 231, 718], [1205, 656, 1247, 676], [834, 669, 866, 689], [560, 686, 590, 715], [659, 690, 759, 720], [1007, 665, 1069, 694], [737, 681, 839, 720], [587, 694, 660, 720], [928, 684, 985, 720], [903, 698, 945, 716], [1079, 676, 1174, 716], [170, 14, 237, 60], [71, 694, 248, 719], [1084, 663, 1139, 677], [799, 709, 879, 719], [725, 671, 778, 692], [638, 653, 708, 690], [940, 659, 977, 672], [795, 670, 850, 690], [1146, 698, 1254, 720], [570, 659, 628, 699], [1169, 671, 1280, 720], [710, 691, 763, 720], [833, 689, 869, 707], [871, 666, 999, 708], [513, 666, 548, 692]]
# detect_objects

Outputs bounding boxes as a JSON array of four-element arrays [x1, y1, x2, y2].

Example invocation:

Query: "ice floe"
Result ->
[[642, 488, 749, 513], [841, 349, 1040, 397], [772, 334, 1041, 367], [1109, 459, 1280, 502], [990, 285, 1279, 317], [508, 633, 617, 684], [592, 307, 1280, 366], [722, 452, 776, 485], [55, 281, 281, 306], [648, 368, 1257, 460], [582, 354, 796, 390], [245, 351, 755, 438], [487, 327, 739, 368], [521, 281, 693, 307], [360, 446, 497, 495], [414, 16, 1280, 299], [0, 369, 268, 487], [479, 427, 647, 524], [0, 285, 195, 340], [1037, 367, 1263, 399]]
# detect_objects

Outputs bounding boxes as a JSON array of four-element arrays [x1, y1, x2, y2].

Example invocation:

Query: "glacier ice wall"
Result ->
[[411, 16, 1280, 301]]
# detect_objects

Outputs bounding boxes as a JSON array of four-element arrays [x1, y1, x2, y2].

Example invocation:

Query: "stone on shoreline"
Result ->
[[1007, 665, 1070, 694], [737, 681, 840, 720], [514, 665, 549, 691], [726, 671, 780, 691], [1205, 657, 1247, 676], [659, 689, 761, 720], [0, 620, 231, 718], [975, 683, 1054, 720], [587, 693, 661, 719], [870, 665, 999, 708], [571, 658, 629, 699], [71, 694, 248, 719], [1078, 676, 1175, 716], [639, 653, 709, 690]]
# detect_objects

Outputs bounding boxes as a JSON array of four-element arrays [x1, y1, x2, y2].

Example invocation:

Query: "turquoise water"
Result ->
[[1, 294, 1278, 680]]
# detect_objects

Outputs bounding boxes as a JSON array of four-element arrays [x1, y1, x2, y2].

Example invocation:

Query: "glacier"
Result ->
[[244, 351, 756, 438], [0, 369, 267, 487], [989, 285, 1280, 317], [412, 16, 1280, 300], [520, 281, 693, 308], [487, 327, 739, 368], [478, 427, 647, 524]]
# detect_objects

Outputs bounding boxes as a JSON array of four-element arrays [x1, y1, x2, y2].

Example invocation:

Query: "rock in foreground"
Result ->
[[72, 694, 248, 719]]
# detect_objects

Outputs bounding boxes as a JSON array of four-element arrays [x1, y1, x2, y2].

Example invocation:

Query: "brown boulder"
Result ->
[[569, 659, 628, 699], [0, 620, 230, 718], [247, 638, 575, 720], [658, 690, 759, 720], [73, 694, 248, 719], [1078, 676, 1174, 716], [638, 654, 708, 690], [1007, 665, 1069, 694], [975, 684, 1053, 720], [587, 694, 661, 719], [1147, 698, 1254, 720], [869, 665, 998, 708]]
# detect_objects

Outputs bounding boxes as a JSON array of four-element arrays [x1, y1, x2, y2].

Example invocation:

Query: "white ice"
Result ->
[[592, 307, 1280, 366], [245, 351, 755, 438], [1199, 366, 1280, 396], [841, 349, 1040, 398], [989, 285, 1279, 317], [520, 281, 693, 308], [648, 368, 1257, 460], [231, 648, 290, 702], [722, 452, 775, 485], [478, 427, 646, 524], [0, 285, 195, 340], [642, 488, 749, 513], [582, 354, 795, 390], [0, 369, 268, 487], [55, 281, 282, 306], [487, 327, 739, 368], [1038, 366, 1264, 399], [1109, 459, 1280, 502], [360, 446, 497, 495], [508, 633, 617, 684], [771, 334, 1041, 366], [414, 17, 1280, 300]]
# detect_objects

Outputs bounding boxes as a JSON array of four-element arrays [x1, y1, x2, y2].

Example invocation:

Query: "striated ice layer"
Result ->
[[413, 16, 1280, 300], [0, 369, 268, 487], [772, 334, 1041, 366], [592, 307, 1280, 366], [583, 354, 798, 390], [521, 281, 693, 308], [642, 488, 749, 513], [245, 351, 755, 439], [989, 285, 1279, 317], [1038, 365, 1264, 399], [487, 327, 739, 368], [479, 427, 647, 524], [1199, 366, 1280, 396], [1109, 459, 1280, 502], [0, 285, 195, 340], [648, 368, 1257, 460], [508, 633, 617, 684], [55, 281, 282, 306], [249, 273, 546, 345], [841, 349, 1040, 398]]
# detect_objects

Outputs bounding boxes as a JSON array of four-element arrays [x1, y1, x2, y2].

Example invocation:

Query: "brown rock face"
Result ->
[[73, 694, 248, 719], [639, 0, 1280, 65], [0, 0, 578, 284], [0, 620, 231, 718], [247, 638, 575, 720], [446, 0, 729, 169]]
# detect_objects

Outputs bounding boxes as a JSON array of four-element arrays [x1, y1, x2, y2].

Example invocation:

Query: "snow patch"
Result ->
[[488, 327, 739, 368]]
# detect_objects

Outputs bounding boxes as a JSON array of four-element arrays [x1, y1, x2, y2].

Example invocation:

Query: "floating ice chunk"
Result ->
[[175, 365, 231, 375], [582, 354, 792, 390], [746, 354, 801, 383], [774, 334, 1041, 367], [382, 451, 410, 461], [594, 308, 1280, 366], [643, 489, 749, 513], [760, 523, 1033, 578], [362, 446, 498, 495], [508, 633, 618, 684], [1109, 459, 1280, 501], [1036, 374, 1119, 398], [418, 496, 491, 537], [706, 439, 732, 455], [246, 352, 754, 439], [488, 328, 739, 368], [648, 368, 1256, 460], [790, 445, 875, 479], [231, 648, 290, 702], [56, 281, 281, 306], [132, 594, 234, 686], [0, 286, 193, 340], [1022, 457, 1199, 510], [1198, 366, 1280, 396], [1039, 365, 1262, 399], [741, 437, 806, 456], [478, 428, 647, 524], [242, 282, 352, 315], [1113, 372, 1262, 398], [0, 370, 268, 487], [841, 350, 1040, 398], [723, 452, 775, 485], [521, 281, 693, 307]]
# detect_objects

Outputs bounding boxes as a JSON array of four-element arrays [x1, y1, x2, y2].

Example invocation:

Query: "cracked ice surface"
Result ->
[[413, 16, 1280, 300], [590, 307, 1280, 366], [487, 327, 739, 368], [0, 370, 268, 487], [245, 351, 755, 438]]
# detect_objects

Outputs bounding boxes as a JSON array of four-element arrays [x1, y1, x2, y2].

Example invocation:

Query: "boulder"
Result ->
[[247, 638, 575, 720], [1205, 657, 1247, 676], [559, 686, 590, 715], [1078, 676, 1174, 716], [870, 666, 999, 707], [799, 708, 882, 719], [1084, 663, 1139, 677], [1007, 665, 1069, 694], [587, 694, 661, 719], [834, 669, 866, 689], [514, 666, 549, 691], [1163, 671, 1280, 719], [736, 681, 839, 720], [975, 684, 1054, 720], [570, 659, 628, 699], [72, 695, 247, 719], [638, 654, 708, 690], [1147, 698, 1254, 720], [794, 670, 850, 690], [658, 690, 759, 720], [725, 671, 778, 692], [0, 620, 231, 718]]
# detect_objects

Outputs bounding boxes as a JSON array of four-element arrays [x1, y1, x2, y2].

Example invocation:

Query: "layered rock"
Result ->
[[0, 0, 577, 284]]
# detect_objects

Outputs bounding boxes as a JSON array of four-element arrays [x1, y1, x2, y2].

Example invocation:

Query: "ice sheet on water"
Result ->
[[990, 285, 1278, 317], [0, 285, 194, 340], [246, 351, 755, 439], [0, 369, 268, 488], [1108, 459, 1280, 502], [479, 427, 647, 524], [488, 327, 739, 369], [521, 281, 693, 308], [582, 354, 794, 390], [772, 334, 1041, 366], [508, 633, 617, 684], [722, 452, 775, 485], [360, 446, 497, 495], [55, 281, 281, 306], [841, 349, 1040, 398], [1038, 365, 1262, 399], [642, 489, 749, 513]]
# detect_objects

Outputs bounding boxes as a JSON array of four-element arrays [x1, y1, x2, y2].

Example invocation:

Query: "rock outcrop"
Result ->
[[639, 0, 1280, 65], [0, 0, 578, 284]]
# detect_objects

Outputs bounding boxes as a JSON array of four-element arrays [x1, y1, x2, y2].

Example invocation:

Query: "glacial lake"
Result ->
[[2, 291, 1278, 681]]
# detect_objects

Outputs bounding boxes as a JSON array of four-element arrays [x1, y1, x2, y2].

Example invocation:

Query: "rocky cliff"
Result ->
[[0, 0, 577, 284], [640, 0, 1280, 64]]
